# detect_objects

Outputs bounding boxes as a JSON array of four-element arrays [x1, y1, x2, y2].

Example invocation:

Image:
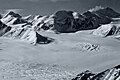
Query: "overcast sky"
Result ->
[[0, 0, 120, 16]]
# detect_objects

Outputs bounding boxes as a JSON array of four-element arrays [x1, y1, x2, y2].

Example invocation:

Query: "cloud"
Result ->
[[21, 0, 39, 2], [28, 0, 39, 2], [50, 0, 70, 2], [22, 0, 70, 2]]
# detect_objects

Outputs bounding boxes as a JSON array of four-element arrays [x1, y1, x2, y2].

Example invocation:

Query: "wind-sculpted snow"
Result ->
[[72, 65, 120, 80]]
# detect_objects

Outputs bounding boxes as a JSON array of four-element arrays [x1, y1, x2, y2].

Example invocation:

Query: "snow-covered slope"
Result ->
[[0, 11, 54, 44], [93, 18, 120, 38], [31, 14, 54, 31]]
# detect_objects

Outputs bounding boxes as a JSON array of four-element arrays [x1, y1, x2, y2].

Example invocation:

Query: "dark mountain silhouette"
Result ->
[[53, 7, 120, 33]]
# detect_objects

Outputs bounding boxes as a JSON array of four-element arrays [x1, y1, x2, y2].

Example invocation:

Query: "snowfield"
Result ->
[[0, 30, 120, 80]]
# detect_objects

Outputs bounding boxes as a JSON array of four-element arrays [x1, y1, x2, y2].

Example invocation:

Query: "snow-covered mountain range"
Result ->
[[0, 6, 120, 80]]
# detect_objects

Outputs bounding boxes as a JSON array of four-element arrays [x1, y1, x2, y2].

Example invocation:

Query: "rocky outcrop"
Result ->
[[72, 65, 120, 80]]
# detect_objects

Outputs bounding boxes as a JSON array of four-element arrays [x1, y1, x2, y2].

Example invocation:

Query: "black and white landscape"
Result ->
[[0, 0, 120, 80]]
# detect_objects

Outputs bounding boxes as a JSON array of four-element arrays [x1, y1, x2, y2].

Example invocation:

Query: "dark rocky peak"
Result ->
[[4, 11, 21, 18], [83, 8, 113, 25], [93, 7, 120, 18], [83, 11, 100, 19], [0, 14, 2, 19], [54, 10, 74, 20], [114, 64, 120, 69]]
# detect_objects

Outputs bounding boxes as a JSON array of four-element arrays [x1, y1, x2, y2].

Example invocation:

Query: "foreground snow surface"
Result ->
[[0, 30, 120, 80]]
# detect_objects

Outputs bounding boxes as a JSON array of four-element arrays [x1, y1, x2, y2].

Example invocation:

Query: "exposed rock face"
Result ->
[[87, 7, 120, 26], [53, 7, 120, 33], [0, 21, 11, 36], [53, 10, 88, 33], [82, 7, 120, 31], [83, 11, 111, 26], [54, 10, 75, 33], [72, 65, 120, 80], [0, 14, 2, 19], [92, 7, 120, 18]]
